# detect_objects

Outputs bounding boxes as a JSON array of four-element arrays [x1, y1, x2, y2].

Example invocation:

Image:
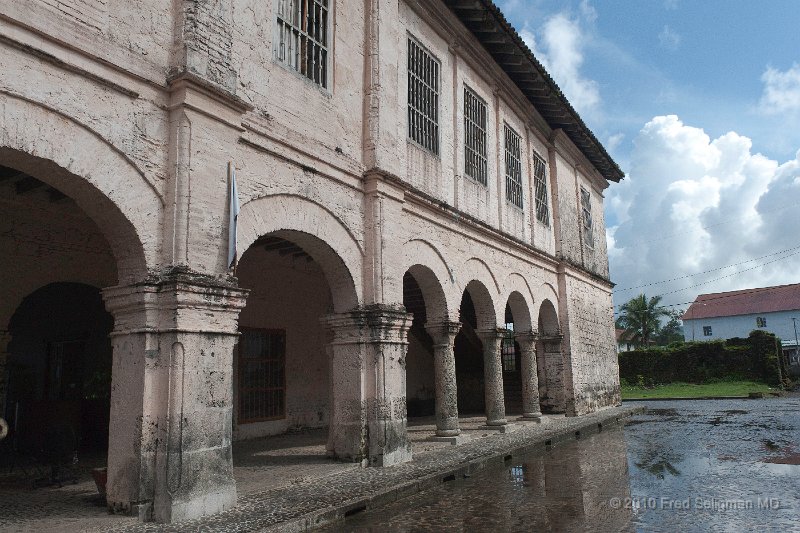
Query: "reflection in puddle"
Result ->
[[320, 398, 800, 532]]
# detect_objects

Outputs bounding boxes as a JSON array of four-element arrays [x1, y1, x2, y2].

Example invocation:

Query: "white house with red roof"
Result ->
[[682, 283, 800, 370]]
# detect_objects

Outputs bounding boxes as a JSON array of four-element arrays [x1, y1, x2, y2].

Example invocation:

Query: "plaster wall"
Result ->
[[683, 310, 800, 343]]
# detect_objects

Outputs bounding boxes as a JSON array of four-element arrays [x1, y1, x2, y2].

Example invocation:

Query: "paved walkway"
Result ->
[[0, 407, 638, 532]]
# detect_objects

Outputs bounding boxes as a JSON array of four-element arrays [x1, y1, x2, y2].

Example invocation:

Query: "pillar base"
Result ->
[[435, 428, 461, 437], [429, 434, 470, 445], [479, 423, 517, 433], [522, 413, 543, 422]]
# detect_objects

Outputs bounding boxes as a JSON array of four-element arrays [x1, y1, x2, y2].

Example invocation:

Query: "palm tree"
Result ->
[[616, 294, 670, 348]]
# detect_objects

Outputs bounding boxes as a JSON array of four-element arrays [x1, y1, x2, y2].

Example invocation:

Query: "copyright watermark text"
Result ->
[[608, 496, 781, 511]]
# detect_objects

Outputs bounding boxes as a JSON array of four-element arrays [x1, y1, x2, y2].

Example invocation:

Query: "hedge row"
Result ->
[[618, 330, 782, 386]]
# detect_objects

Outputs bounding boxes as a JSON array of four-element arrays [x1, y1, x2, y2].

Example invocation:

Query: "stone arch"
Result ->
[[0, 93, 161, 282], [460, 258, 501, 328], [237, 194, 362, 311], [463, 280, 497, 331], [395, 239, 455, 321], [538, 299, 560, 335], [502, 273, 535, 332]]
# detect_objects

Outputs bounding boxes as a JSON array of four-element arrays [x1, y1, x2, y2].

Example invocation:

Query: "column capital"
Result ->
[[425, 320, 462, 344], [515, 330, 539, 344], [102, 267, 248, 336], [476, 328, 506, 341], [322, 304, 412, 345]]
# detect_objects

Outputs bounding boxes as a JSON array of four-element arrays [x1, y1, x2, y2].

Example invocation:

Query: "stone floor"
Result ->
[[0, 409, 637, 532]]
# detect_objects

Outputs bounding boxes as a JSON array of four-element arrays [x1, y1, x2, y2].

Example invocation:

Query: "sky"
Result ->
[[498, 0, 800, 315]]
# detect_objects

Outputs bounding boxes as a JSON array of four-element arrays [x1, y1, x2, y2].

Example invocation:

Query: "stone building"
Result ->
[[0, 0, 623, 524]]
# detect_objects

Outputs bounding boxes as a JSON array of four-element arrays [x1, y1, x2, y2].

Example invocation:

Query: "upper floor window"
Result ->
[[533, 153, 549, 225], [276, 0, 329, 88], [580, 186, 594, 247], [756, 316, 767, 328], [703, 326, 712, 336], [464, 86, 488, 186], [504, 124, 523, 209], [408, 37, 439, 155]]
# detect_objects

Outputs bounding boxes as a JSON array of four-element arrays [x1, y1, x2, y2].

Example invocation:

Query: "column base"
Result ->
[[479, 423, 517, 433], [156, 482, 237, 523], [435, 427, 461, 437], [429, 434, 470, 445], [522, 413, 543, 422]]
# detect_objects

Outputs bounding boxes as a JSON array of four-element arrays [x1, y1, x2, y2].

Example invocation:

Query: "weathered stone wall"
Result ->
[[563, 274, 620, 415]]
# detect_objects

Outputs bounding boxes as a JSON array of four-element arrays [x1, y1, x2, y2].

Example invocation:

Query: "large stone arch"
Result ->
[[538, 298, 560, 335], [0, 93, 161, 282], [237, 194, 362, 311]]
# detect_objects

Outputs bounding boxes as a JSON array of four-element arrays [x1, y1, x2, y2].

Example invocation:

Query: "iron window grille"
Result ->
[[580, 186, 594, 247], [464, 87, 488, 185], [276, 0, 329, 88], [504, 124, 524, 209], [703, 326, 712, 336], [502, 324, 516, 372], [238, 328, 286, 423], [407, 37, 440, 155], [533, 153, 550, 225], [756, 317, 767, 328]]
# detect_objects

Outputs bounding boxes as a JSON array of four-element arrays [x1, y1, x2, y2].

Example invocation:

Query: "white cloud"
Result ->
[[658, 25, 681, 51], [608, 115, 800, 307], [605, 132, 625, 154], [663, 0, 679, 10], [533, 13, 600, 114], [759, 63, 800, 114]]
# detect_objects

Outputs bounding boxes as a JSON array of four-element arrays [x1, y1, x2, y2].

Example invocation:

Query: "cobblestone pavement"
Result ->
[[0, 407, 638, 532]]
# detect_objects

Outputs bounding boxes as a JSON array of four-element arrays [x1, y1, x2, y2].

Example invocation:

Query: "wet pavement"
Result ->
[[324, 397, 800, 532]]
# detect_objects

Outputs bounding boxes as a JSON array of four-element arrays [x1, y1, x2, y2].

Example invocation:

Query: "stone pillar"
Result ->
[[425, 321, 461, 437], [517, 332, 542, 421], [540, 334, 567, 414], [324, 305, 412, 467], [0, 330, 9, 418], [102, 270, 247, 523], [478, 329, 507, 426]]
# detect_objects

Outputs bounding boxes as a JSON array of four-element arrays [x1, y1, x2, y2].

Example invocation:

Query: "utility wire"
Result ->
[[613, 243, 800, 293]]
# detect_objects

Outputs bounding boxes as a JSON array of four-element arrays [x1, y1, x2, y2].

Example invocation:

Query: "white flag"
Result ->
[[227, 162, 240, 270]]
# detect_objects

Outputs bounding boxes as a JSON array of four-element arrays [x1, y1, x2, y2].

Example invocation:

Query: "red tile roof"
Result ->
[[682, 282, 800, 320]]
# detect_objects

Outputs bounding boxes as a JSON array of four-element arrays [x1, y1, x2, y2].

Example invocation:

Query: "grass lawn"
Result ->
[[621, 380, 778, 400]]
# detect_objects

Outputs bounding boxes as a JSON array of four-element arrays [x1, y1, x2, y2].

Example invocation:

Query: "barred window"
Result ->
[[533, 153, 550, 225], [580, 186, 594, 247], [464, 87, 488, 185], [703, 326, 712, 336], [756, 316, 767, 328], [238, 328, 286, 423], [504, 124, 523, 209], [275, 0, 329, 88], [408, 37, 439, 154], [502, 323, 516, 372]]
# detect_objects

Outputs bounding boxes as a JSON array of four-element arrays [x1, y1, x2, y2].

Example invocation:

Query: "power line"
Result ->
[[613, 243, 800, 293]]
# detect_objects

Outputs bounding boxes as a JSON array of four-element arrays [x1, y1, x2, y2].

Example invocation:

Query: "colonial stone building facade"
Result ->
[[0, 0, 623, 524]]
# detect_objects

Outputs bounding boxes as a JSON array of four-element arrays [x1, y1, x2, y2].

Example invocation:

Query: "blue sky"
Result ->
[[498, 0, 800, 312]]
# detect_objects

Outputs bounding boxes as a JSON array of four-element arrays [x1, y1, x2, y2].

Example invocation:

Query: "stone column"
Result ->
[[517, 332, 542, 421], [540, 334, 567, 414], [102, 270, 247, 523], [425, 321, 461, 437], [478, 329, 507, 426], [0, 330, 9, 418], [323, 305, 413, 467]]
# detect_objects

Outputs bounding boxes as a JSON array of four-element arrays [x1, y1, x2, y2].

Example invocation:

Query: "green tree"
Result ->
[[654, 309, 685, 346], [616, 294, 670, 348]]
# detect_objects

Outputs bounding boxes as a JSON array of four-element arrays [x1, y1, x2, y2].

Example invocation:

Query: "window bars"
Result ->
[[276, 0, 329, 88], [408, 38, 440, 155], [580, 186, 594, 247], [504, 124, 523, 209], [464, 87, 488, 185], [239, 329, 286, 422], [533, 153, 550, 225]]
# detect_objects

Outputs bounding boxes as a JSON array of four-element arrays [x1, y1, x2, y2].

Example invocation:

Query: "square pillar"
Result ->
[[0, 330, 9, 419], [102, 271, 247, 523], [323, 304, 412, 467]]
